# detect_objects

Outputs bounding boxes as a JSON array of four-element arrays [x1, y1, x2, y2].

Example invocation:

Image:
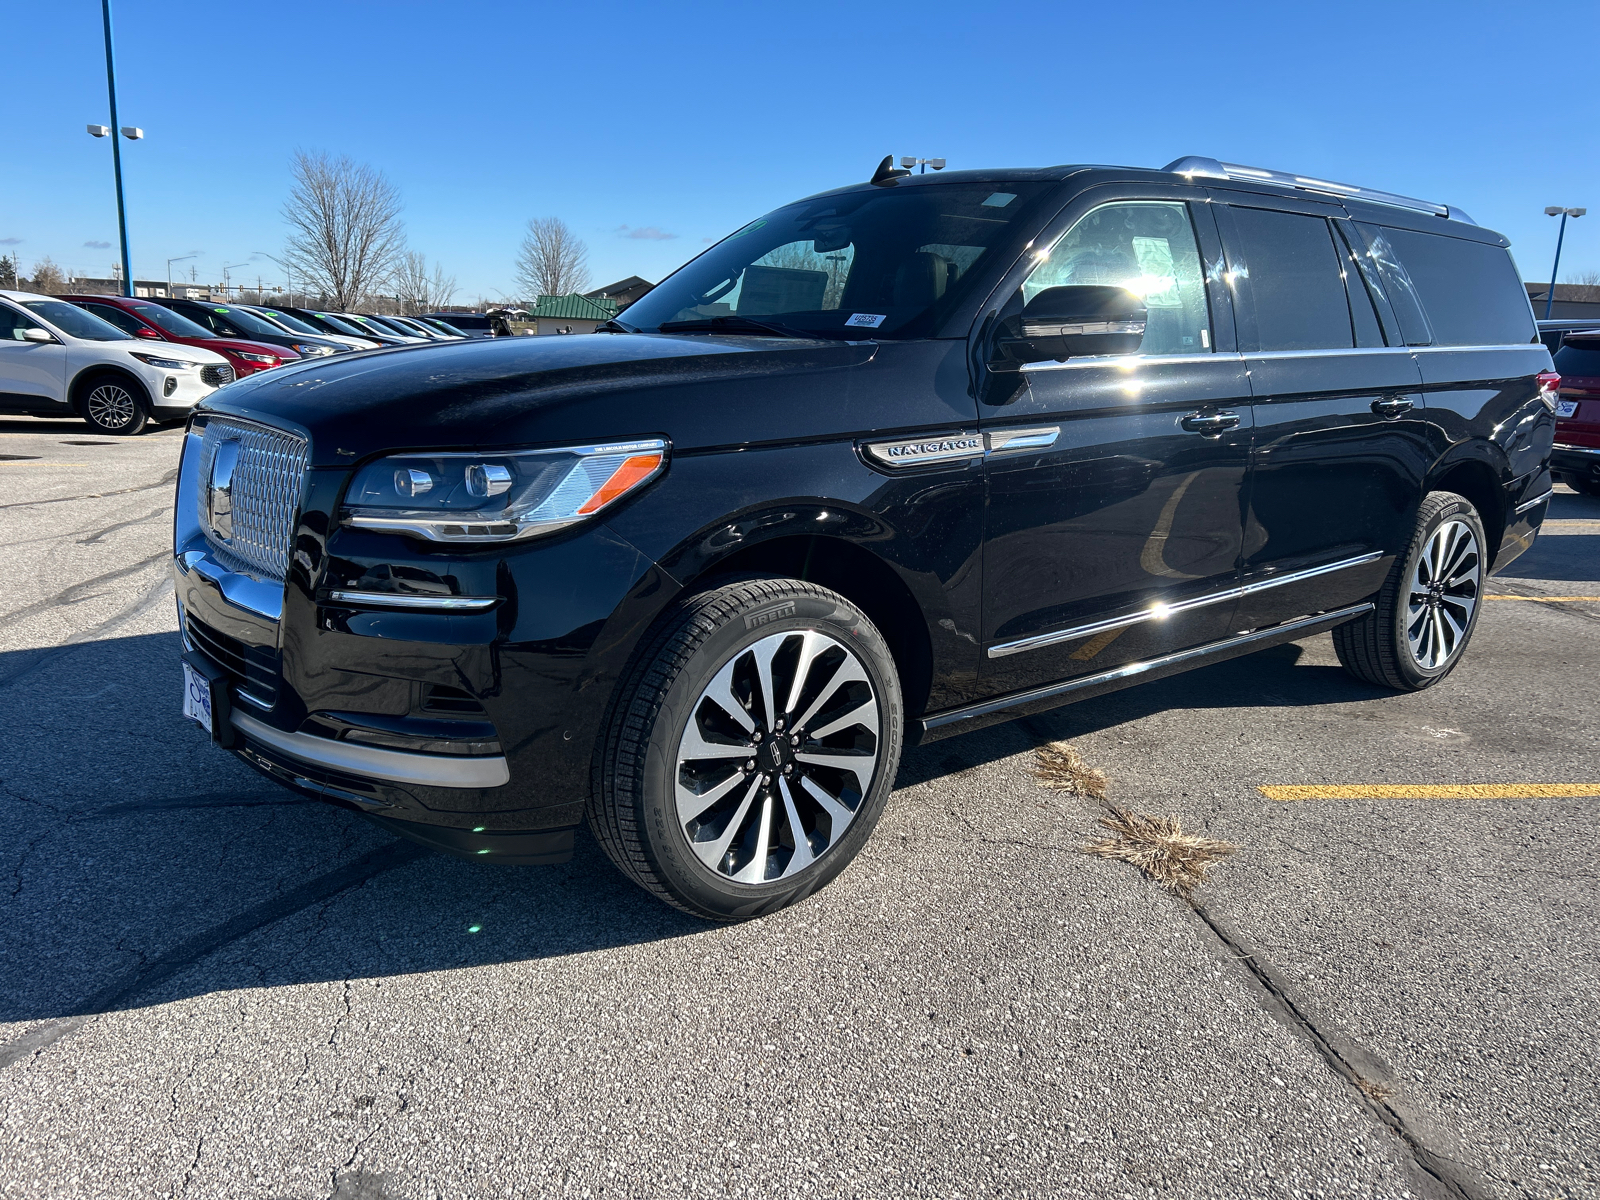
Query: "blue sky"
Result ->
[[5, 0, 1597, 302]]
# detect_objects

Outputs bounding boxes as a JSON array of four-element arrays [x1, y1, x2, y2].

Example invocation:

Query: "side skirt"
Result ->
[[916, 602, 1374, 743]]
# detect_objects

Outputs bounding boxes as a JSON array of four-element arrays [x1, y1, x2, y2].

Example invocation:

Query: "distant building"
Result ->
[[67, 276, 213, 300], [584, 276, 654, 312], [531, 293, 619, 335], [1526, 283, 1600, 321]]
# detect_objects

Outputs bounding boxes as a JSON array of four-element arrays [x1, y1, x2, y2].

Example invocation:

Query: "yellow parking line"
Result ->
[[1261, 784, 1600, 802], [1484, 595, 1600, 602]]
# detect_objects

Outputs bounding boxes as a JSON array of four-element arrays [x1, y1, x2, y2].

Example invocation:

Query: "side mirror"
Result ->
[[134, 326, 161, 339], [998, 285, 1146, 365], [20, 327, 57, 344]]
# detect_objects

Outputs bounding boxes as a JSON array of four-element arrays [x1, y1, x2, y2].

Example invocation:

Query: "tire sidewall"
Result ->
[[78, 373, 149, 436], [1389, 495, 1486, 687], [633, 585, 903, 919]]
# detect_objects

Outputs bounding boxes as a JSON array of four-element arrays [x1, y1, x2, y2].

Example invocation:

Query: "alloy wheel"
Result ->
[[1406, 519, 1480, 670], [85, 383, 136, 430], [674, 629, 881, 885]]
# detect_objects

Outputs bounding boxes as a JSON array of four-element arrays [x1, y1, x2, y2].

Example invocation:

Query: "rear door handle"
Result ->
[[1372, 395, 1415, 418], [1180, 409, 1241, 437]]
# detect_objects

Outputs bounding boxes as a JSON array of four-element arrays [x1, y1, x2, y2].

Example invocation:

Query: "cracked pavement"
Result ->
[[0, 415, 1595, 1199]]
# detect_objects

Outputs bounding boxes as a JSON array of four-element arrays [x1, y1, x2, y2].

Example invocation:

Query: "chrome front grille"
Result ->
[[201, 364, 235, 387], [196, 417, 308, 582]]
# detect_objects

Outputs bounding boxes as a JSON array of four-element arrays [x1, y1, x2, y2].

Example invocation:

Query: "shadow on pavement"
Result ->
[[0, 627, 1392, 1029]]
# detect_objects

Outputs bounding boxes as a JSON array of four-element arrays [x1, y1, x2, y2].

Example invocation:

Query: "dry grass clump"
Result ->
[[1355, 1077, 1396, 1104], [1084, 805, 1237, 895], [1034, 741, 1110, 801]]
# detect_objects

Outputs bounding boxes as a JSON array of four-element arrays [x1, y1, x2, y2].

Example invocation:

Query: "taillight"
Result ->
[[1538, 370, 1561, 412]]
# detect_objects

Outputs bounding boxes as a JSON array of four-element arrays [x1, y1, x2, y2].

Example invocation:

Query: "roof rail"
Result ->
[[1161, 156, 1472, 224]]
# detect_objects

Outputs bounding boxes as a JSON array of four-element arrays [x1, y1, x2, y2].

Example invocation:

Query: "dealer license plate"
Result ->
[[182, 660, 213, 735], [1555, 400, 1578, 418]]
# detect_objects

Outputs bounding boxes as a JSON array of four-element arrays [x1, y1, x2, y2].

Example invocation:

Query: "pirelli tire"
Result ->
[[1333, 491, 1487, 691], [590, 576, 904, 920]]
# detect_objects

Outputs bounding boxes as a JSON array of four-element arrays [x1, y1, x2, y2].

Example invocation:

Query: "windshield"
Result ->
[[260, 309, 323, 335], [203, 304, 282, 337], [621, 181, 1051, 339], [313, 313, 371, 337], [21, 299, 132, 341], [128, 302, 213, 339], [424, 318, 468, 336], [440, 314, 490, 330]]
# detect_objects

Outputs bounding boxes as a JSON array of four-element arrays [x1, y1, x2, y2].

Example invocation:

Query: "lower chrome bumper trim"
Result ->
[[231, 710, 510, 788], [1552, 443, 1600, 457], [1514, 489, 1554, 515]]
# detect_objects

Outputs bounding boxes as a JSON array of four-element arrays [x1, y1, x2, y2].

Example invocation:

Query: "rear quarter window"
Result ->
[[1381, 228, 1535, 347]]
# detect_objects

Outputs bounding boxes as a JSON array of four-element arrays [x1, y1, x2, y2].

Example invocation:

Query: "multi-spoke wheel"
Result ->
[[1334, 491, 1487, 690], [1405, 519, 1480, 670], [78, 374, 149, 436], [590, 577, 903, 919]]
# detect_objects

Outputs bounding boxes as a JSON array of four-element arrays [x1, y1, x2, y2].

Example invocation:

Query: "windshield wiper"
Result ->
[[657, 314, 823, 339], [595, 318, 636, 333]]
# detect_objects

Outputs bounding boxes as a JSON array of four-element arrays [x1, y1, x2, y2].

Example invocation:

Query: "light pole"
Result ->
[[1543, 206, 1587, 319], [221, 263, 249, 300], [167, 253, 197, 298], [899, 156, 947, 176], [251, 252, 295, 306], [92, 0, 139, 297]]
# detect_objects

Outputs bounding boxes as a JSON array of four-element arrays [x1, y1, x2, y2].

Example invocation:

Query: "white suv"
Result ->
[[0, 289, 235, 435]]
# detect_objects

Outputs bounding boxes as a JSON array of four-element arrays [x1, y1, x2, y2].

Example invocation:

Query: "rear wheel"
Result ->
[[1568, 477, 1600, 498], [590, 577, 903, 920], [78, 374, 150, 436], [1333, 491, 1486, 690]]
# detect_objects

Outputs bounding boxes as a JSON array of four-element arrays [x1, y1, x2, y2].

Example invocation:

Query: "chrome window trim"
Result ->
[[231, 710, 510, 789], [932, 603, 1374, 731], [325, 590, 499, 611], [986, 551, 1382, 658], [1514, 489, 1554, 515], [1020, 352, 1235, 374]]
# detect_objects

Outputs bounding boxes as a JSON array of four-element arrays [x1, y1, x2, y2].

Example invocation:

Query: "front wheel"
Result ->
[[78, 375, 150, 436], [1333, 491, 1486, 690], [590, 577, 904, 920]]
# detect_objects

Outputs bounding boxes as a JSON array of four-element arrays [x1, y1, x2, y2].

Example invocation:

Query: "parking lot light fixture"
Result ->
[[98, 0, 135, 297], [221, 263, 249, 299], [86, 124, 110, 138], [166, 254, 197, 298], [1544, 206, 1587, 319]]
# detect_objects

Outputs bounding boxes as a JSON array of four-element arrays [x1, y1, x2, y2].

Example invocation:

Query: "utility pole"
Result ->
[[101, 0, 133, 297]]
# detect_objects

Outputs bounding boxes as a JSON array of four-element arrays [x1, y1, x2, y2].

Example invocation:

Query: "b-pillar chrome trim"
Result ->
[[986, 551, 1383, 658], [926, 603, 1375, 732]]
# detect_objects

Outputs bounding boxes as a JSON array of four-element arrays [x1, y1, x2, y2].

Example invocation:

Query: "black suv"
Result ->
[[173, 156, 1556, 919]]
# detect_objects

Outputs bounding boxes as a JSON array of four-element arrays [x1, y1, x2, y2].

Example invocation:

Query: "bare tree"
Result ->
[[281, 151, 405, 310], [1564, 268, 1600, 303], [515, 217, 590, 299], [394, 250, 458, 314], [21, 257, 66, 294]]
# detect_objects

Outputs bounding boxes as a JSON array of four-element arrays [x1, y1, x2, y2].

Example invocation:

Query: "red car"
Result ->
[[58, 295, 300, 378], [1551, 331, 1600, 496]]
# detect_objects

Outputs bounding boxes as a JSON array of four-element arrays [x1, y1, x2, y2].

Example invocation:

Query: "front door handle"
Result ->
[[1372, 395, 1415, 419], [1180, 409, 1241, 437]]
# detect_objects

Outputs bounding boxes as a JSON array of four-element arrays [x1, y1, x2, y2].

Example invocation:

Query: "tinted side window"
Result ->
[[0, 303, 46, 340], [1226, 207, 1352, 351], [1025, 201, 1212, 356], [82, 304, 144, 335], [1351, 223, 1430, 345], [1381, 228, 1536, 347], [1553, 343, 1600, 378]]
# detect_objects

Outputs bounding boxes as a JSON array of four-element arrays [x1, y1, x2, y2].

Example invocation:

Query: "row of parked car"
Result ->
[[0, 290, 498, 435], [1540, 319, 1600, 496]]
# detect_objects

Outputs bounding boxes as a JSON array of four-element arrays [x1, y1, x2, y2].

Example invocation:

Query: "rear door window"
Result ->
[[1225, 207, 1353, 352], [81, 304, 146, 335], [1379, 228, 1537, 347]]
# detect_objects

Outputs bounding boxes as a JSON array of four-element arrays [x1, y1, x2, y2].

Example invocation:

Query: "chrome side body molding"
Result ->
[[986, 551, 1383, 658], [926, 603, 1375, 734], [231, 710, 510, 788], [324, 590, 499, 611], [863, 425, 1061, 468]]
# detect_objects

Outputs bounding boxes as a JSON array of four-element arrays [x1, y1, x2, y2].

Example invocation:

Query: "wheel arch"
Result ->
[[1426, 457, 1506, 569], [68, 363, 152, 413]]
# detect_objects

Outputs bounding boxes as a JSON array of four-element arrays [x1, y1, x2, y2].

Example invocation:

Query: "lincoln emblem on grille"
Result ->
[[206, 438, 241, 541]]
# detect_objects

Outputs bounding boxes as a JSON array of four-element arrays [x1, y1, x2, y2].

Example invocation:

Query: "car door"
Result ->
[[978, 191, 1254, 696], [0, 300, 69, 406], [1210, 196, 1429, 630]]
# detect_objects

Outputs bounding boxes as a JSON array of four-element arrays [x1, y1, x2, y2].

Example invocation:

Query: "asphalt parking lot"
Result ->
[[0, 417, 1595, 1200]]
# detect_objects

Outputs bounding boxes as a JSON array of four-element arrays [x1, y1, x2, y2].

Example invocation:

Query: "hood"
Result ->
[[202, 332, 879, 467], [127, 341, 230, 366], [185, 336, 298, 360]]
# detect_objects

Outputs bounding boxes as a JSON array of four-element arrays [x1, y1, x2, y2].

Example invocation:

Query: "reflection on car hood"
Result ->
[[199, 332, 877, 466]]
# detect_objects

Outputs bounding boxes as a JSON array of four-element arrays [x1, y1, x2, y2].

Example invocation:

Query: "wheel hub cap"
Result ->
[[675, 628, 881, 886], [1406, 519, 1480, 670]]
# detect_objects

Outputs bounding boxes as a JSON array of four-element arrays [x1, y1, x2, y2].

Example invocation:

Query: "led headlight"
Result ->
[[233, 351, 279, 365], [291, 342, 339, 357], [131, 352, 197, 369], [341, 438, 668, 543]]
